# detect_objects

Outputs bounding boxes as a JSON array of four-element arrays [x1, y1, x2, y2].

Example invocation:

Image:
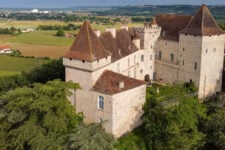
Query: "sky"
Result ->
[[0, 0, 225, 8]]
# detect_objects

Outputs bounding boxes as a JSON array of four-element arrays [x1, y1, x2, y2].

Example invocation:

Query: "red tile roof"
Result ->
[[92, 70, 145, 95], [100, 29, 138, 62], [180, 4, 225, 36], [156, 14, 192, 41], [64, 20, 110, 62], [0, 46, 10, 50]]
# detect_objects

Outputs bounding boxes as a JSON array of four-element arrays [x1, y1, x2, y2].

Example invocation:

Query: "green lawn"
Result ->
[[8, 31, 74, 46], [0, 55, 49, 76]]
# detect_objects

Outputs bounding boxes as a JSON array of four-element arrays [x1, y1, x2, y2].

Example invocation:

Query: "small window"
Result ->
[[134, 68, 136, 78], [128, 58, 130, 67], [98, 96, 104, 110], [183, 60, 184, 66], [170, 53, 174, 62], [69, 58, 72, 61], [117, 63, 120, 72], [194, 62, 197, 70], [141, 55, 144, 62], [183, 48, 185, 51], [140, 69, 143, 73], [159, 51, 162, 60], [150, 65, 152, 70], [82, 60, 85, 63], [213, 48, 216, 52], [150, 55, 152, 61], [205, 49, 208, 53]]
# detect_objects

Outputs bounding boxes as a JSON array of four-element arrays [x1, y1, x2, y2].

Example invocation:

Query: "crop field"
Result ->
[[8, 31, 74, 46], [0, 55, 50, 76], [0, 20, 142, 58]]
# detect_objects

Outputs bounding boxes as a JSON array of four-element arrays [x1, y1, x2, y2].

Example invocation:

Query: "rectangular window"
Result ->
[[128, 58, 130, 67], [117, 63, 120, 73], [134, 68, 136, 78], [159, 51, 162, 60], [98, 96, 104, 109], [194, 62, 197, 70], [170, 53, 174, 62], [150, 55, 152, 61], [141, 55, 144, 62]]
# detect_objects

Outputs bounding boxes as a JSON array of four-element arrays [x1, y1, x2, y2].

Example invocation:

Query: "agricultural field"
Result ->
[[0, 20, 142, 58], [0, 55, 49, 76]]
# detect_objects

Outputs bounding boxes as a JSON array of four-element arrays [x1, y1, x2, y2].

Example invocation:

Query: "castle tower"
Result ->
[[138, 17, 161, 49], [179, 4, 225, 98], [63, 21, 111, 117]]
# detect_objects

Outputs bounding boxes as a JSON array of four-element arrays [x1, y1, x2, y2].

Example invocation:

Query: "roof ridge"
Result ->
[[86, 21, 93, 60]]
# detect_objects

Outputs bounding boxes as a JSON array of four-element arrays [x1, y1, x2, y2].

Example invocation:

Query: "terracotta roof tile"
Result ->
[[92, 70, 145, 95], [100, 29, 138, 62], [64, 20, 110, 62], [180, 4, 225, 36], [0, 46, 10, 49], [156, 14, 192, 41]]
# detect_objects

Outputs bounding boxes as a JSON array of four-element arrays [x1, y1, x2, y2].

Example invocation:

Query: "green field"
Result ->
[[0, 55, 49, 76], [8, 31, 74, 46]]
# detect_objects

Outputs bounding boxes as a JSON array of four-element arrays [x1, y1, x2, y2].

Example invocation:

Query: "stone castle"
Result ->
[[63, 4, 225, 137]]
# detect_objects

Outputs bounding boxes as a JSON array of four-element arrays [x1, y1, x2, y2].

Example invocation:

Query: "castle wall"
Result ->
[[198, 35, 225, 98], [154, 39, 179, 83], [112, 85, 146, 137], [178, 34, 202, 86]]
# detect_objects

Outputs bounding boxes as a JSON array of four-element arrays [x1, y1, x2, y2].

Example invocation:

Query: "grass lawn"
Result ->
[[8, 31, 74, 46], [0, 55, 50, 76]]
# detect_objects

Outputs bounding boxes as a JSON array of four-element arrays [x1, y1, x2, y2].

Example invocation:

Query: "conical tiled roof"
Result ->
[[180, 4, 225, 36], [149, 17, 157, 26], [64, 20, 110, 62]]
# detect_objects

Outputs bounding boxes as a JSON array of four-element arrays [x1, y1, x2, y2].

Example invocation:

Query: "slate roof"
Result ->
[[180, 4, 225, 36], [64, 20, 110, 62], [92, 70, 145, 95]]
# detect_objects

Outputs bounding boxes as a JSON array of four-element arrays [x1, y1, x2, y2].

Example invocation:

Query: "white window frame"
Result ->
[[98, 96, 104, 110]]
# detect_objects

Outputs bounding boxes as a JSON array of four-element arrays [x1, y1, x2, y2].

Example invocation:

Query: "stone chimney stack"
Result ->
[[121, 26, 129, 31], [118, 81, 125, 89], [106, 28, 116, 38], [94, 30, 101, 37]]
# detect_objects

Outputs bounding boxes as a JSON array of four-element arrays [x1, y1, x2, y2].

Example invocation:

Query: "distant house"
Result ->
[[0, 46, 12, 54], [22, 28, 35, 33]]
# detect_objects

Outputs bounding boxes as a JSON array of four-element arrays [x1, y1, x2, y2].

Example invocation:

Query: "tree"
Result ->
[[0, 80, 82, 150], [142, 87, 206, 150], [56, 28, 65, 37], [23, 58, 65, 84], [65, 123, 115, 150]]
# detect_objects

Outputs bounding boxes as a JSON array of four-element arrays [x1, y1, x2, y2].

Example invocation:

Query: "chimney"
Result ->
[[121, 26, 129, 31], [133, 39, 141, 50], [118, 81, 124, 89], [94, 30, 100, 37], [106, 28, 116, 38]]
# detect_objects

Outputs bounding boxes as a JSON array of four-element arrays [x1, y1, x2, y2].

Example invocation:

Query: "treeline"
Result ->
[[116, 83, 225, 150], [131, 17, 152, 22], [37, 23, 81, 31], [0, 58, 115, 149], [0, 27, 21, 35], [3, 13, 122, 25]]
